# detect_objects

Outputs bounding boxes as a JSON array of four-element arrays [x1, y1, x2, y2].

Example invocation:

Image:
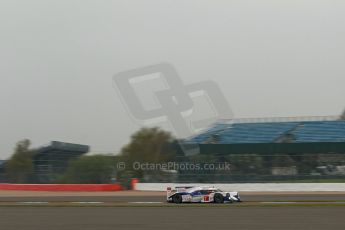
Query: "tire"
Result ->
[[172, 194, 183, 204], [214, 193, 224, 203]]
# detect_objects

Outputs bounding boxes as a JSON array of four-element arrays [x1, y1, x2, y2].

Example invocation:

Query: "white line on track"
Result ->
[[129, 202, 163, 204], [71, 202, 104, 204], [260, 202, 297, 204], [17, 202, 49, 204]]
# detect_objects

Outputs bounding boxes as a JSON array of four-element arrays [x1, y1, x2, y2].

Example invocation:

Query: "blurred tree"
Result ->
[[271, 155, 295, 167], [60, 155, 115, 183], [119, 127, 177, 179], [341, 109, 345, 120], [227, 154, 265, 174], [297, 154, 319, 174], [6, 139, 34, 183]]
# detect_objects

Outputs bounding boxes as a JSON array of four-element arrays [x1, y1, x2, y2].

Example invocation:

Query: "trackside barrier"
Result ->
[[135, 183, 345, 192], [131, 178, 139, 190], [0, 184, 123, 191]]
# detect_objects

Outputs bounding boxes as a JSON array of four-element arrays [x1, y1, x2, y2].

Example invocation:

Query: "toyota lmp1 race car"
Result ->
[[166, 186, 241, 204]]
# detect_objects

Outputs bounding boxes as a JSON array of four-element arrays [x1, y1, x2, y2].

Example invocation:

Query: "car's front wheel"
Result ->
[[214, 193, 224, 203], [172, 194, 183, 204]]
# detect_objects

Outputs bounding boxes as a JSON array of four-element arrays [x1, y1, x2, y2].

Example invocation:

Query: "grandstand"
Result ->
[[188, 115, 345, 155], [191, 119, 345, 144], [0, 160, 5, 182], [177, 115, 345, 182], [33, 141, 89, 183]]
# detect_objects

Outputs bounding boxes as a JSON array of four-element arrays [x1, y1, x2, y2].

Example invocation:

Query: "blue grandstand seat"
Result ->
[[189, 120, 345, 144], [293, 121, 345, 142]]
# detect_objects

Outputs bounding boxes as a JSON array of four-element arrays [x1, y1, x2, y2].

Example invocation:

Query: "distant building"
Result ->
[[0, 160, 6, 182], [33, 141, 89, 183]]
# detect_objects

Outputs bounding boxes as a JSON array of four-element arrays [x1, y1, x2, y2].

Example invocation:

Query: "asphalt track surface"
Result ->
[[1, 206, 345, 230], [1, 191, 345, 229], [1, 192, 345, 202]]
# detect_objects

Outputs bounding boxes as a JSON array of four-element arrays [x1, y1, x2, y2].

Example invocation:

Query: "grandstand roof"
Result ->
[[34, 141, 89, 159], [32, 141, 90, 183], [189, 117, 345, 144]]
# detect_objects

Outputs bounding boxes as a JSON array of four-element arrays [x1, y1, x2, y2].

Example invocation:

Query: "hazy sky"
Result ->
[[1, 0, 345, 158]]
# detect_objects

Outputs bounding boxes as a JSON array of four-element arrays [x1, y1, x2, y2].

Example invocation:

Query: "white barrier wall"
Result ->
[[135, 183, 345, 192]]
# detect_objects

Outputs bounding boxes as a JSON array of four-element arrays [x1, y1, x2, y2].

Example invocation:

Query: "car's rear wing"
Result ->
[[166, 186, 194, 199]]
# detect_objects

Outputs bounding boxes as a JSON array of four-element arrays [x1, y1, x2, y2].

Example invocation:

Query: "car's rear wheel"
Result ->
[[214, 193, 224, 203], [172, 194, 183, 204]]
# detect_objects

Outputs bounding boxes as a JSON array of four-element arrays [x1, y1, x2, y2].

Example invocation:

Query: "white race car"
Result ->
[[166, 186, 241, 204]]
